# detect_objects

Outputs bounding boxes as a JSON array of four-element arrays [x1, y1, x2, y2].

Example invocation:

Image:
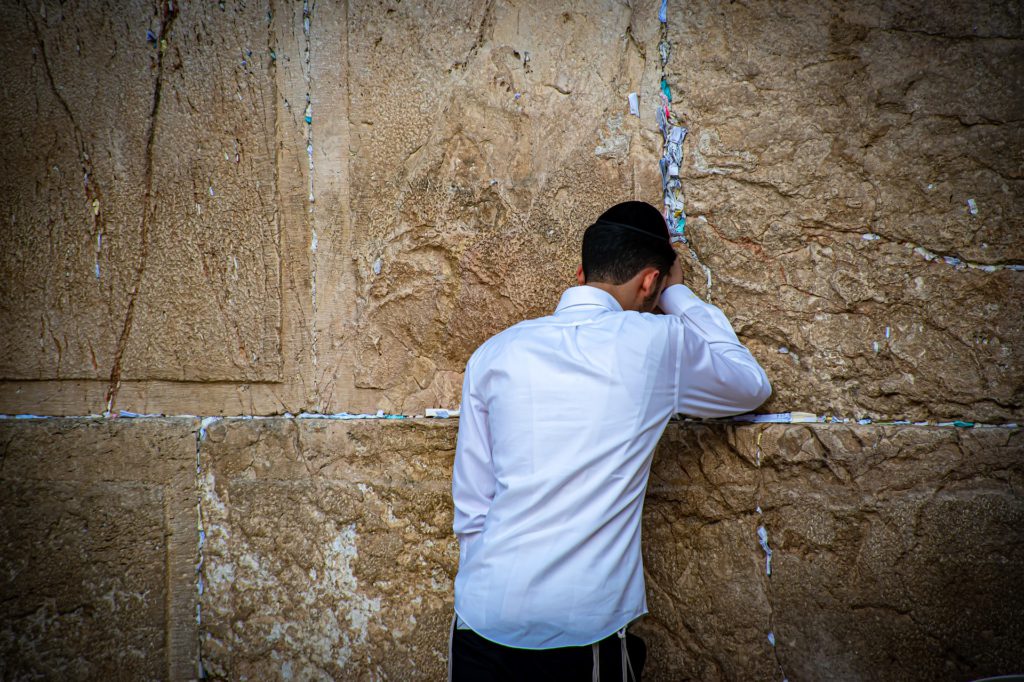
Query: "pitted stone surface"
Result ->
[[199, 418, 458, 679], [1, 0, 1022, 678], [197, 418, 1022, 680], [642, 423, 1024, 681], [0, 0, 281, 388], [662, 1, 1023, 421], [0, 418, 198, 680], [0, 0, 1019, 420], [345, 0, 660, 414]]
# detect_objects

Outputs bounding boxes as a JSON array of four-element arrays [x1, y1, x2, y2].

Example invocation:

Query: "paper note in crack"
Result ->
[[628, 92, 639, 117]]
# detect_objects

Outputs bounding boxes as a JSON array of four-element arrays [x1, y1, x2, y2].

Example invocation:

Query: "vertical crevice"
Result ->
[[195, 416, 218, 679], [23, 1, 104, 282], [302, 0, 321, 410], [654, 2, 714, 303], [752, 428, 789, 681], [104, 0, 179, 415]]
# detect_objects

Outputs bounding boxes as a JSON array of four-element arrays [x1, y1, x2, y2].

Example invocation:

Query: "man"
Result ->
[[450, 201, 771, 680]]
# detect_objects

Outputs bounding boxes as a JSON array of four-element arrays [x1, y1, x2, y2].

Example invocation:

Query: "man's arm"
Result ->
[[660, 257, 772, 417], [452, 356, 495, 564]]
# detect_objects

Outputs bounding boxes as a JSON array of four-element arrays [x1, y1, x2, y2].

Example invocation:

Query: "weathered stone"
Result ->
[[1, 0, 1022, 678], [0, 417, 198, 680], [641, 423, 1024, 681], [344, 0, 659, 414], [199, 418, 457, 680], [664, 1, 1023, 421], [1, 0, 1019, 420], [197, 418, 1022, 681], [0, 1, 281, 388]]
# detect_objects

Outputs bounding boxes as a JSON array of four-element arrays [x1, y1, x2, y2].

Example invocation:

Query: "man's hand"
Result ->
[[652, 254, 684, 314], [665, 253, 684, 288]]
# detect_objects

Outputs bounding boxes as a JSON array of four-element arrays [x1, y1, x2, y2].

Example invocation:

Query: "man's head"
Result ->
[[576, 201, 677, 312]]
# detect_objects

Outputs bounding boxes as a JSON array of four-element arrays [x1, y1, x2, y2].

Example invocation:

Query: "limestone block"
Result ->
[[120, 0, 281, 383], [0, 417, 198, 680], [663, 0, 1023, 421], [198, 418, 458, 680], [346, 0, 662, 414], [641, 423, 1024, 681], [0, 0, 155, 380], [0, 0, 281, 385]]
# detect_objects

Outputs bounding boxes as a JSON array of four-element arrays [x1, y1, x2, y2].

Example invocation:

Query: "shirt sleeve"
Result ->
[[660, 284, 772, 417], [452, 354, 495, 563]]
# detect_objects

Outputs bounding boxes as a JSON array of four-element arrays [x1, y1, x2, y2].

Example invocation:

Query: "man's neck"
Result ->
[[582, 282, 636, 312]]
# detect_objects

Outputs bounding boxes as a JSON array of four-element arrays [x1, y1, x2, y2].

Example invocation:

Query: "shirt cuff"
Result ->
[[659, 284, 704, 316]]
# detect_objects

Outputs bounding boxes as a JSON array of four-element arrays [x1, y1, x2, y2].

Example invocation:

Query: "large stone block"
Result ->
[[345, 0, 662, 414], [662, 0, 1023, 421], [641, 423, 1024, 681], [198, 418, 458, 680], [0, 0, 281, 386], [0, 417, 198, 680]]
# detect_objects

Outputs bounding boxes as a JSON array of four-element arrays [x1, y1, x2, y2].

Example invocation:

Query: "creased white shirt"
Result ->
[[452, 284, 771, 649]]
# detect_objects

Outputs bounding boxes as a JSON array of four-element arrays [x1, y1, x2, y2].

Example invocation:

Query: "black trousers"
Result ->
[[451, 626, 646, 681]]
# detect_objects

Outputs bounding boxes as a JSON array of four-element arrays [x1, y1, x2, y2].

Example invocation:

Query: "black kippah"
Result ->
[[591, 219, 670, 243]]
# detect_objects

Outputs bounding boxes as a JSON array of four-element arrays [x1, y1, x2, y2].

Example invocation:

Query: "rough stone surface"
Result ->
[[0, 417, 198, 680], [198, 419, 1023, 681], [345, 0, 657, 414], [642, 422, 1024, 681], [1, 0, 1023, 679], [664, 1, 1024, 422], [199, 418, 457, 680], [1, 0, 1020, 420], [0, 0, 281, 390]]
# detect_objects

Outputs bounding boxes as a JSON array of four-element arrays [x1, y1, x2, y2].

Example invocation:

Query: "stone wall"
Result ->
[[2, 419, 1020, 680], [1, 0, 1021, 680]]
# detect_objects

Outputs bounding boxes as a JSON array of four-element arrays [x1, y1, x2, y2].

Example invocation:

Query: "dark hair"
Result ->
[[581, 201, 675, 284]]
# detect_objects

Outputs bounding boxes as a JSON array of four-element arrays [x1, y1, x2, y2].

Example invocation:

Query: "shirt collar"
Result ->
[[554, 285, 624, 314]]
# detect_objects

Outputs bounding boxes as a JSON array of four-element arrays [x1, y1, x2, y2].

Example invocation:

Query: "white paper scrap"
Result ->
[[628, 92, 639, 117], [757, 525, 773, 575], [426, 408, 460, 418]]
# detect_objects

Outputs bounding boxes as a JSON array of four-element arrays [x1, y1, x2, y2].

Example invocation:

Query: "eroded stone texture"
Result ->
[[198, 418, 1022, 681], [120, 0, 282, 383], [2, 0, 1019, 421], [642, 423, 1024, 681], [0, 417, 198, 680], [346, 0, 663, 414], [199, 418, 457, 680], [0, 0, 155, 381], [340, 0, 1022, 421], [0, 0, 281, 389], [664, 1, 1023, 421]]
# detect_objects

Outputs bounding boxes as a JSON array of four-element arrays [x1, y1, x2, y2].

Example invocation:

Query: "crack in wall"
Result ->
[[655, 4, 716, 303], [24, 3, 104, 281], [104, 1, 179, 416], [752, 429, 790, 682], [859, 232, 1024, 273], [0, 412, 1017, 430], [194, 416, 218, 679], [300, 0, 320, 407]]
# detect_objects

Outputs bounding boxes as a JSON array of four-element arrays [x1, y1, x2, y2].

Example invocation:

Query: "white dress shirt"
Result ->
[[452, 284, 771, 648]]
